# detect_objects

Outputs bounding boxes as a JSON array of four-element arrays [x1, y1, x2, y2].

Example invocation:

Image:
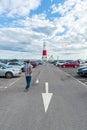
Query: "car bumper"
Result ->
[[13, 70, 22, 76], [77, 71, 84, 76]]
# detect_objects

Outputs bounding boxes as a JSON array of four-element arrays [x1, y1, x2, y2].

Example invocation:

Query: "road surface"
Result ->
[[0, 63, 87, 130]]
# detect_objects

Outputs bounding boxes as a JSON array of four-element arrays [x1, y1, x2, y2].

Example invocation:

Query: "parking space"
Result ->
[[0, 73, 24, 89], [0, 68, 37, 90], [0, 60, 41, 90], [59, 67, 87, 85], [0, 64, 87, 91]]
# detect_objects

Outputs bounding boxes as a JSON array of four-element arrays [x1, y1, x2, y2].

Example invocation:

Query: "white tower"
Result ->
[[42, 42, 47, 61]]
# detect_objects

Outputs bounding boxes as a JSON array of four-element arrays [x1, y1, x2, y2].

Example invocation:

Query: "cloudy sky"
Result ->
[[0, 0, 87, 60]]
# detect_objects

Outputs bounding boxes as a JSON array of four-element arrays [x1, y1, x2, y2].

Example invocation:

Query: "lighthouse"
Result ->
[[42, 42, 47, 61]]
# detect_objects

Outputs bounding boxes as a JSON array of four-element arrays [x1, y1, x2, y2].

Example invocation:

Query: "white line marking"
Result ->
[[68, 75, 87, 87], [42, 82, 53, 112], [5, 87, 8, 88], [45, 82, 49, 93], [7, 78, 20, 88], [36, 79, 39, 84], [0, 86, 8, 89], [61, 69, 87, 87], [76, 80, 87, 87], [0, 78, 21, 89]]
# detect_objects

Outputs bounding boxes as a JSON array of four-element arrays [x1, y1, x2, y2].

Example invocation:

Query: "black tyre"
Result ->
[[5, 72, 13, 78], [63, 65, 66, 68], [22, 68, 24, 72], [74, 66, 77, 68], [84, 73, 87, 77], [79, 72, 83, 77]]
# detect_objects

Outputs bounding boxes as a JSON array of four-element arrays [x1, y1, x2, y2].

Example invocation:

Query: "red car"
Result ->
[[61, 61, 80, 68], [30, 61, 38, 68]]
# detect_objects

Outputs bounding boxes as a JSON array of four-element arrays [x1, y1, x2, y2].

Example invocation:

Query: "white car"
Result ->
[[7, 62, 25, 72], [56, 60, 66, 66], [80, 61, 87, 66], [0, 63, 22, 78]]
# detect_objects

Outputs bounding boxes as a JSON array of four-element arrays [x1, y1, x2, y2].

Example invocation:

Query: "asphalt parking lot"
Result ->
[[0, 75, 22, 90], [0, 67, 40, 90], [59, 66, 87, 85], [1, 63, 87, 130], [0, 65, 87, 91]]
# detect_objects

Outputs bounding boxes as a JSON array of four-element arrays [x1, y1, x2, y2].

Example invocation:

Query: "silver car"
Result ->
[[7, 62, 25, 72], [0, 63, 22, 78]]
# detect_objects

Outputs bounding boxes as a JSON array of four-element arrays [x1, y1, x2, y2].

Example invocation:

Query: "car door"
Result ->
[[65, 62, 70, 67], [0, 65, 5, 76], [69, 61, 73, 67]]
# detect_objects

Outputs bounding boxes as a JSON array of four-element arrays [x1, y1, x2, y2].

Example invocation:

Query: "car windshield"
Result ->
[[58, 60, 65, 63], [0, 63, 11, 68], [18, 62, 24, 65]]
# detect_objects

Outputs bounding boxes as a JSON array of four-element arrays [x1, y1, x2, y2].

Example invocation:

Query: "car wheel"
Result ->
[[79, 72, 83, 77], [84, 73, 87, 77], [5, 72, 13, 78], [22, 68, 24, 72], [73, 66, 76, 68]]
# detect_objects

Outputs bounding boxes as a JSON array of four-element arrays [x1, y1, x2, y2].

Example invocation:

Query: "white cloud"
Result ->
[[51, 0, 87, 47], [0, 0, 87, 60], [0, 27, 43, 59], [0, 0, 41, 17]]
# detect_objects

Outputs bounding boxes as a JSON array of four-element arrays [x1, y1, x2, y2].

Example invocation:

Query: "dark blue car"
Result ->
[[77, 66, 87, 77], [37, 60, 43, 65]]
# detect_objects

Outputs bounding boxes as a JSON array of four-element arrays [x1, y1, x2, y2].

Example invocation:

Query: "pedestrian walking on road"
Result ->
[[24, 60, 32, 92]]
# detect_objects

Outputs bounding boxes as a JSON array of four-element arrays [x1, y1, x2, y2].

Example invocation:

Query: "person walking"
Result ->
[[24, 60, 32, 92]]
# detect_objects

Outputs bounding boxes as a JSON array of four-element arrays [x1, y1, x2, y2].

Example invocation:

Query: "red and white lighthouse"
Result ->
[[42, 42, 47, 61]]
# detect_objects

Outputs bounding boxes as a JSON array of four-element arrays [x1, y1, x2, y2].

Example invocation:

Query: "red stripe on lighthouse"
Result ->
[[43, 50, 47, 56]]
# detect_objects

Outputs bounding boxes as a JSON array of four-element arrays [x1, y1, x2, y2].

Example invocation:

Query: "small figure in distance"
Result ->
[[24, 60, 32, 92]]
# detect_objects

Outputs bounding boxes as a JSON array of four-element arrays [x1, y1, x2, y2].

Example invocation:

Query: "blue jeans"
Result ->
[[26, 76, 32, 89]]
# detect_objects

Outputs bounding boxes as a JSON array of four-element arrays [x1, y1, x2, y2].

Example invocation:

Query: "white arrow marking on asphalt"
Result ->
[[42, 82, 53, 112], [36, 79, 39, 84]]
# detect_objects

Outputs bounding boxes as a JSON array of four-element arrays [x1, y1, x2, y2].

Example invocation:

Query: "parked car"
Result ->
[[56, 60, 66, 66], [37, 60, 43, 65], [0, 63, 22, 78], [30, 61, 38, 68], [77, 66, 87, 77], [80, 61, 87, 66], [7, 62, 25, 72], [49, 60, 57, 65], [61, 61, 80, 68]]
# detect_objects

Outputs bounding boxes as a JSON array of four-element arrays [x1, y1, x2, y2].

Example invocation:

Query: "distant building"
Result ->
[[48, 55, 54, 62]]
